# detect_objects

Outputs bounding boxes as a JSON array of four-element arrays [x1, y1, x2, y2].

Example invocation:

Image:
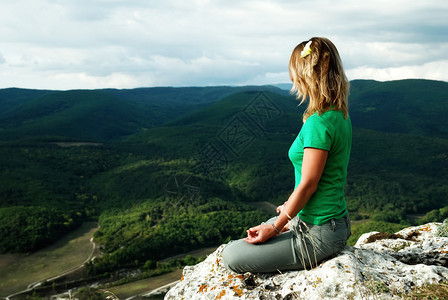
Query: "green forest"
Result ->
[[0, 79, 447, 276]]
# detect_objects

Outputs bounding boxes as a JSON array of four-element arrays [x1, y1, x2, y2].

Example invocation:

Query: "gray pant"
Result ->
[[222, 214, 351, 273]]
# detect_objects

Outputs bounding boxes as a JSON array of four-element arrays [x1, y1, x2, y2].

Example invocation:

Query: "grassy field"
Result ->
[[106, 269, 183, 299], [108, 246, 219, 299], [0, 222, 98, 297]]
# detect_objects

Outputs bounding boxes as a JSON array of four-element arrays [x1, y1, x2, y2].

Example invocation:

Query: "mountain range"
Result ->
[[0, 79, 447, 271]]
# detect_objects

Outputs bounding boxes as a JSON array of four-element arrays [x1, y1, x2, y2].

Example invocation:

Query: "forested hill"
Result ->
[[0, 85, 285, 141], [349, 79, 448, 139], [0, 79, 447, 276], [1, 79, 445, 141], [118, 79, 448, 213]]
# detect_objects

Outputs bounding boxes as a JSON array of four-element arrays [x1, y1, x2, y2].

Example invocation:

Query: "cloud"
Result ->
[[0, 0, 447, 89], [346, 60, 448, 82], [341, 42, 448, 69]]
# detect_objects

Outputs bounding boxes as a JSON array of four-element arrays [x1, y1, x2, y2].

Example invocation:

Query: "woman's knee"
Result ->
[[222, 241, 242, 273]]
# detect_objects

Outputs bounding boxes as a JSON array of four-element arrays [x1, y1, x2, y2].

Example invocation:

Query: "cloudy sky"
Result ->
[[0, 0, 447, 90]]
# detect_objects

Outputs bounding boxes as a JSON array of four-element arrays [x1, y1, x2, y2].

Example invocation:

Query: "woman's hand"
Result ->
[[276, 204, 284, 214], [281, 222, 290, 233], [243, 224, 277, 244]]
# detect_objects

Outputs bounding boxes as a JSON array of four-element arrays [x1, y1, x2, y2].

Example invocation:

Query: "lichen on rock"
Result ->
[[165, 223, 448, 299]]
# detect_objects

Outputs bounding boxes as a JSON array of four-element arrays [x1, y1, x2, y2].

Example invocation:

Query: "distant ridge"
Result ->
[[272, 83, 292, 91], [0, 85, 285, 141], [0, 79, 446, 141], [0, 90, 154, 141], [349, 79, 448, 139], [0, 88, 53, 116]]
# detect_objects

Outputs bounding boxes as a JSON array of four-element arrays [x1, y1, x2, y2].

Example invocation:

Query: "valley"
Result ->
[[0, 79, 447, 298], [0, 222, 98, 298], [1, 221, 216, 299]]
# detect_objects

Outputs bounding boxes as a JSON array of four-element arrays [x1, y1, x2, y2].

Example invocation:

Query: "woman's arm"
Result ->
[[244, 147, 328, 244]]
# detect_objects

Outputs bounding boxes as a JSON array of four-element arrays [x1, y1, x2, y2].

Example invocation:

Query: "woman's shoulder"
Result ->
[[315, 109, 347, 123], [306, 110, 348, 129], [303, 113, 330, 132], [307, 109, 339, 122]]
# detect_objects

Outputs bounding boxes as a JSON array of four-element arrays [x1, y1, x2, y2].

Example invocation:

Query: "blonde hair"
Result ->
[[289, 37, 349, 122]]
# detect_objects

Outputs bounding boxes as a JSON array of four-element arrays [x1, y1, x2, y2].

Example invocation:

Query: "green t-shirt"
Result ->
[[288, 110, 352, 225]]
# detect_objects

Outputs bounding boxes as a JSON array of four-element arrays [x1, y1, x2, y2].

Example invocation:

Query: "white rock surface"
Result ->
[[165, 223, 448, 300]]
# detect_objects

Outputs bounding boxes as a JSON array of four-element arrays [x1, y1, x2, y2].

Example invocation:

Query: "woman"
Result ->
[[222, 37, 352, 273]]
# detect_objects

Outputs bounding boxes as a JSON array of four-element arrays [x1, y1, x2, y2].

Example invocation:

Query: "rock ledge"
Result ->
[[165, 223, 448, 299]]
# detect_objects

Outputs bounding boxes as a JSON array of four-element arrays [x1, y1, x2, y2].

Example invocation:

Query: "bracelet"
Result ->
[[271, 223, 281, 235]]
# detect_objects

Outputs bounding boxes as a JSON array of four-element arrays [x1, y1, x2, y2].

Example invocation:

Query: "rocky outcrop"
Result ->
[[165, 223, 448, 299]]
